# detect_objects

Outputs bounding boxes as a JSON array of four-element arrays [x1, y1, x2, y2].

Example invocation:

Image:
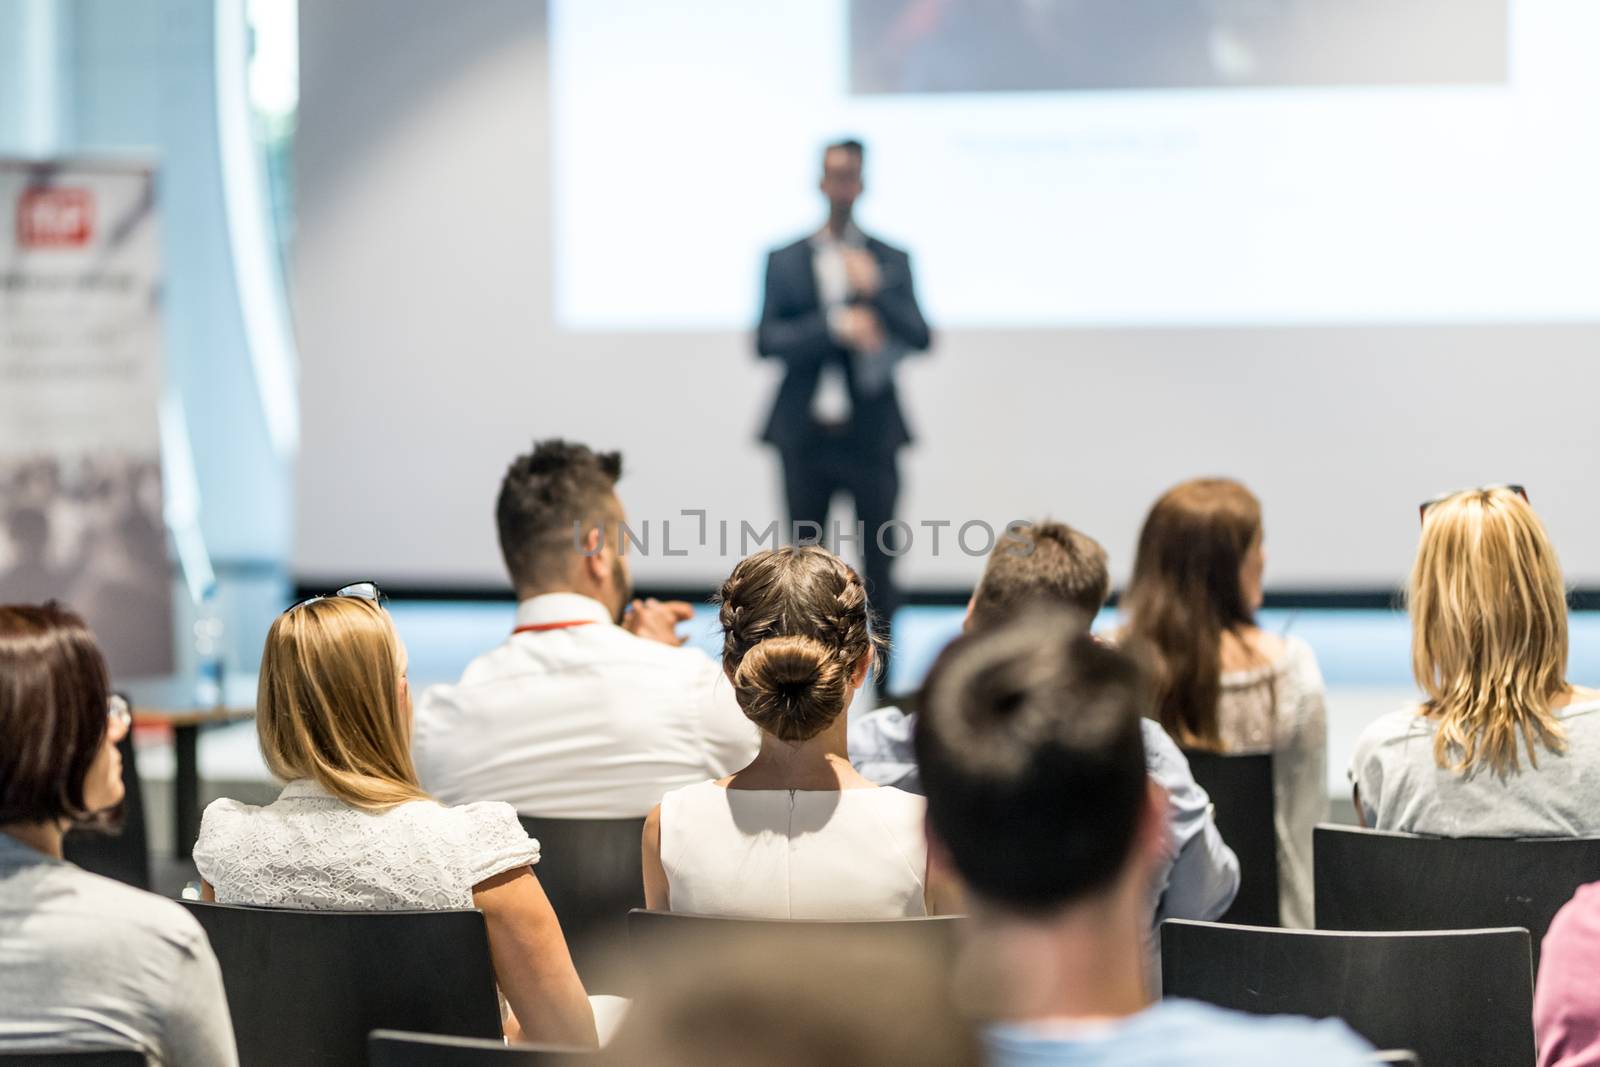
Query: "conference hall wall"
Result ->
[[294, 0, 1600, 595]]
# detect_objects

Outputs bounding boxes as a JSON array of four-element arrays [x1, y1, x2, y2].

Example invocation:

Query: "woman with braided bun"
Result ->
[[642, 545, 956, 918]]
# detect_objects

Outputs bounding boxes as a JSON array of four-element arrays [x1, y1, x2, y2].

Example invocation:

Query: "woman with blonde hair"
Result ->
[[1120, 478, 1328, 928], [1352, 486, 1600, 835], [642, 545, 956, 918], [194, 587, 596, 1047]]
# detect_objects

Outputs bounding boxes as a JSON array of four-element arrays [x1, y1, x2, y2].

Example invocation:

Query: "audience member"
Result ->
[[1352, 485, 1600, 835], [916, 610, 1372, 1065], [643, 545, 955, 917], [0, 603, 237, 1066], [603, 932, 981, 1067], [1120, 478, 1326, 928], [1535, 881, 1600, 1067], [413, 439, 758, 816], [850, 520, 1239, 925], [193, 591, 597, 1048]]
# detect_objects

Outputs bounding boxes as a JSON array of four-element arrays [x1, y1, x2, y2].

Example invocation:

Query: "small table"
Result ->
[[134, 707, 255, 860]]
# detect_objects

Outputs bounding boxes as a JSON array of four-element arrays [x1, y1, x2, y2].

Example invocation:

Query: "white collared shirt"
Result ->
[[413, 593, 760, 818], [810, 225, 861, 423]]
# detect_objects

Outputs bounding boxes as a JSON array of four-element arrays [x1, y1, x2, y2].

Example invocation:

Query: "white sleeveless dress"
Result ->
[[659, 780, 929, 919]]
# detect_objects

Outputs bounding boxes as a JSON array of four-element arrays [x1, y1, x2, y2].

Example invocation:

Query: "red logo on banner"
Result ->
[[17, 188, 95, 248]]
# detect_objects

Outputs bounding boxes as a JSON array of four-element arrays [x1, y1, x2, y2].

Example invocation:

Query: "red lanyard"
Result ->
[[512, 619, 597, 635]]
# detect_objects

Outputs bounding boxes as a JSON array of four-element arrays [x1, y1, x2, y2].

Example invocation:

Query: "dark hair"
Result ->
[[1121, 478, 1261, 748], [825, 138, 865, 162], [717, 546, 882, 742], [970, 520, 1109, 631], [916, 609, 1149, 914], [0, 603, 113, 826], [494, 439, 623, 594]]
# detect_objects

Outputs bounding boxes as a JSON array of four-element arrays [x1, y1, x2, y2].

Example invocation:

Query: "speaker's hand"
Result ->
[[842, 247, 882, 299], [831, 305, 885, 355]]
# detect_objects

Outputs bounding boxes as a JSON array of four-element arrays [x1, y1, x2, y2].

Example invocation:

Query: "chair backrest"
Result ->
[[1161, 919, 1533, 1067], [517, 815, 645, 992], [0, 1052, 146, 1065], [1315, 824, 1600, 971], [1180, 749, 1279, 926], [181, 901, 502, 1067], [626, 909, 964, 966], [368, 1030, 581, 1066], [63, 726, 150, 891]]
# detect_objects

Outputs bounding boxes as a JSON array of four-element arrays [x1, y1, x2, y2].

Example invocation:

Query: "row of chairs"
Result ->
[[54, 905, 1452, 1066], [61, 737, 1592, 1065], [1190, 752, 1600, 965], [82, 738, 1600, 979]]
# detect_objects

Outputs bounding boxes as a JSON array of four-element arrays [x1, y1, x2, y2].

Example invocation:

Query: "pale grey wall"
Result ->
[[295, 0, 1600, 592]]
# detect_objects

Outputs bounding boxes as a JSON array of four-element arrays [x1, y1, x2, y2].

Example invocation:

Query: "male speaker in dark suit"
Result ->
[[756, 139, 932, 647]]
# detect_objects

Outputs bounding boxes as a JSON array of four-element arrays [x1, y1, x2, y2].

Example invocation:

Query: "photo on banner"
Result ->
[[0, 160, 175, 677]]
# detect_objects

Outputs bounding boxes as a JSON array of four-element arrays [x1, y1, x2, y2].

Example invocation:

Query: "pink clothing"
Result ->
[[1537, 882, 1600, 1067]]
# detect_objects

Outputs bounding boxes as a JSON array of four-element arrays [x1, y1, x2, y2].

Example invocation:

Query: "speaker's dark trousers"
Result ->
[[780, 435, 902, 678]]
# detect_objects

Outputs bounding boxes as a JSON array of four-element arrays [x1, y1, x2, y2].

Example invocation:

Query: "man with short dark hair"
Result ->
[[413, 439, 758, 817], [918, 613, 1371, 1065], [756, 138, 931, 644], [850, 519, 1239, 926]]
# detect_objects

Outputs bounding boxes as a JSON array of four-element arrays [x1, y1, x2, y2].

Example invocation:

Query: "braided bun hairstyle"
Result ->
[[717, 545, 884, 742]]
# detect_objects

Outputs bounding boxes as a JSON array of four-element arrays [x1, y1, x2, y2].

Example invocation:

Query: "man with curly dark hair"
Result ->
[[413, 439, 758, 820]]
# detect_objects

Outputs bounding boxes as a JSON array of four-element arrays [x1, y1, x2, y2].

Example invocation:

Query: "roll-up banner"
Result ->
[[0, 159, 175, 677]]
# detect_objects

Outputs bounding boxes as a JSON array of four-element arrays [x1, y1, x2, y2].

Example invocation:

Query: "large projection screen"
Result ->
[[294, 0, 1600, 594]]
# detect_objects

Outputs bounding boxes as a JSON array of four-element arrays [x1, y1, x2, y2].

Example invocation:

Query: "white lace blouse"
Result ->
[[193, 779, 540, 910]]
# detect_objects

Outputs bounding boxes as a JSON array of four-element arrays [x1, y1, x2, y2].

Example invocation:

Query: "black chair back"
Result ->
[[1314, 824, 1600, 970], [180, 901, 501, 1067], [368, 1030, 581, 1065], [627, 909, 964, 966], [0, 1053, 146, 1065], [63, 725, 150, 891], [1161, 919, 1533, 1067], [517, 815, 644, 992], [1181, 749, 1278, 926]]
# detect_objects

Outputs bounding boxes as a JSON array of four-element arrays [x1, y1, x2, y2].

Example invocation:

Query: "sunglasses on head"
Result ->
[[1418, 484, 1528, 525], [285, 580, 386, 615]]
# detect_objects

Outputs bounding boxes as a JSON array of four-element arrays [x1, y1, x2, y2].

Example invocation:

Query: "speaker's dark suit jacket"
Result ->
[[755, 234, 931, 455]]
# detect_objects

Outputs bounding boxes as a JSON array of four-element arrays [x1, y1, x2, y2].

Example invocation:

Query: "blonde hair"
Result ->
[[1410, 487, 1569, 775], [257, 596, 429, 810]]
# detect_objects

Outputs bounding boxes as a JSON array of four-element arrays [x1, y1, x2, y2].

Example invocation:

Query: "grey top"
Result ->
[[0, 833, 237, 1066], [1351, 696, 1600, 837], [849, 708, 1240, 924]]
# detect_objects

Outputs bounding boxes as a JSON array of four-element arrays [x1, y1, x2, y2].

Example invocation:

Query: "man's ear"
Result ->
[[579, 525, 608, 584], [961, 594, 976, 633]]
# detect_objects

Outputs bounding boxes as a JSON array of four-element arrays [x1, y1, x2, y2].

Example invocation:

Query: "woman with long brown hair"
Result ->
[[193, 589, 597, 1048], [1120, 478, 1327, 928], [1352, 486, 1600, 835]]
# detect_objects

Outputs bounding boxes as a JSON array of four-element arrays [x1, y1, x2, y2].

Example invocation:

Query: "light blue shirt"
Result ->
[[985, 999, 1373, 1066], [849, 709, 1239, 924]]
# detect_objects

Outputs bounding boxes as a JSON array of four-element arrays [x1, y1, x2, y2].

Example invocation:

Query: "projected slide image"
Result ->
[[553, 0, 1600, 329], [850, 0, 1509, 93]]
